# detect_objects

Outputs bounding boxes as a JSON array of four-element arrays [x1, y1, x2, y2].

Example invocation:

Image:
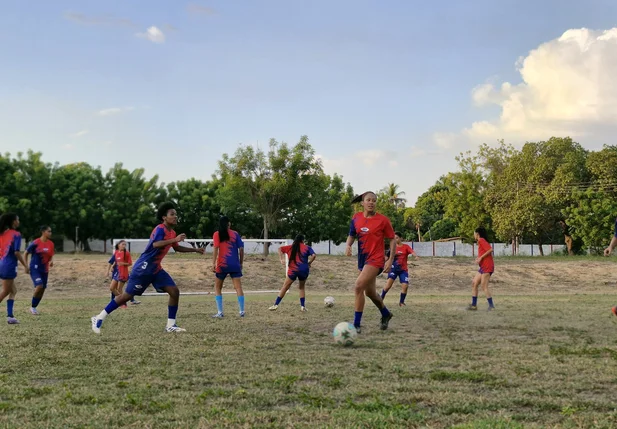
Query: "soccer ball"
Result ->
[[324, 296, 335, 307], [333, 322, 357, 346]]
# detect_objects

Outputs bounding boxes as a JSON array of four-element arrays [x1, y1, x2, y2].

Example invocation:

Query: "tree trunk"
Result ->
[[82, 239, 92, 252], [538, 242, 544, 256], [263, 218, 269, 257]]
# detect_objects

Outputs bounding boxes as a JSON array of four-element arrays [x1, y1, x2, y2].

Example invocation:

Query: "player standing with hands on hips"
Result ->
[[345, 191, 396, 333]]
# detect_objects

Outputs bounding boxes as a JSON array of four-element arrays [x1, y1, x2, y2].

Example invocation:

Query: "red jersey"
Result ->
[[280, 243, 315, 276], [131, 224, 177, 276], [349, 212, 395, 270], [477, 238, 494, 273], [213, 229, 244, 273], [26, 238, 55, 273], [391, 244, 415, 272], [114, 250, 132, 279]]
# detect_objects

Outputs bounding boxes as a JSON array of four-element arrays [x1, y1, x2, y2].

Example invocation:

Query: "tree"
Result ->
[[167, 178, 221, 238], [564, 189, 617, 253], [51, 163, 106, 251], [382, 183, 407, 209], [407, 180, 449, 241], [217, 136, 323, 255]]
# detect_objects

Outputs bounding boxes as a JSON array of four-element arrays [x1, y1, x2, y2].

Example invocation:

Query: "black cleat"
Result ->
[[380, 312, 393, 330], [354, 325, 362, 334]]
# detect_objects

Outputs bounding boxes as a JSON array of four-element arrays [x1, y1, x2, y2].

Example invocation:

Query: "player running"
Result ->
[[380, 232, 419, 306], [25, 226, 55, 315], [0, 213, 29, 324], [269, 234, 316, 312], [345, 191, 395, 333], [211, 216, 245, 318], [603, 217, 617, 317], [467, 227, 495, 311], [106, 240, 139, 309], [91, 202, 204, 334]]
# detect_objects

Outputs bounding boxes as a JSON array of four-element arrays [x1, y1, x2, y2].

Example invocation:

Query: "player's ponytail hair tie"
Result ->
[[351, 191, 376, 204]]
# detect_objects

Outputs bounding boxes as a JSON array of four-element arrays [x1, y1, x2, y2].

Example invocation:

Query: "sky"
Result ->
[[1, 0, 616, 204]]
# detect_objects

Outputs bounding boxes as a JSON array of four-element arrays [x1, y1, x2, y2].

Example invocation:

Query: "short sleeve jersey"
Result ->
[[114, 250, 132, 279], [108, 254, 118, 275], [391, 244, 415, 272], [280, 243, 315, 276], [213, 230, 244, 274], [0, 230, 22, 270], [477, 238, 495, 273], [131, 224, 176, 276], [349, 212, 395, 270], [26, 239, 55, 273]]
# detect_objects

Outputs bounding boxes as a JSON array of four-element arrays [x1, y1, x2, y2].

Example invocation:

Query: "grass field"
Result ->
[[2, 255, 617, 428]]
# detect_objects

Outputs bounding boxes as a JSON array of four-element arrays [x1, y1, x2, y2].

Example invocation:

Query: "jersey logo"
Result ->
[[360, 227, 370, 232]]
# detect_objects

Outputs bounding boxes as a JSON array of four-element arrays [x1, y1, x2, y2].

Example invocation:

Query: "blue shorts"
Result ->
[[112, 271, 128, 283], [125, 269, 176, 296], [388, 270, 409, 284], [0, 264, 18, 280], [215, 272, 243, 280], [288, 272, 309, 282], [30, 270, 49, 288], [478, 268, 494, 276]]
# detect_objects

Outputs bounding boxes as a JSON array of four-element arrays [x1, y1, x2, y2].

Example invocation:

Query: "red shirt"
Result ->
[[114, 250, 132, 279], [477, 238, 494, 273], [349, 212, 395, 270], [131, 224, 177, 276], [213, 229, 244, 273], [26, 238, 55, 273], [392, 244, 415, 272], [280, 243, 315, 276]]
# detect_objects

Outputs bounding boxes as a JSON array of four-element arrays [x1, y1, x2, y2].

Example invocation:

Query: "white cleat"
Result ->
[[268, 305, 278, 311], [300, 306, 307, 312], [30, 308, 40, 315], [166, 325, 186, 333], [91, 316, 102, 334]]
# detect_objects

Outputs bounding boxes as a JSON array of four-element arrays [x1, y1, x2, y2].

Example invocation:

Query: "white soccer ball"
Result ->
[[324, 296, 335, 307], [333, 322, 357, 346]]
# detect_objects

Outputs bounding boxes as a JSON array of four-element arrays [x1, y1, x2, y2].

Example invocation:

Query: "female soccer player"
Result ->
[[0, 213, 29, 324], [380, 231, 419, 306], [345, 191, 396, 333], [603, 217, 617, 316], [25, 225, 55, 315], [107, 240, 137, 309], [467, 227, 495, 311], [269, 234, 316, 312], [211, 216, 245, 318], [91, 202, 204, 334]]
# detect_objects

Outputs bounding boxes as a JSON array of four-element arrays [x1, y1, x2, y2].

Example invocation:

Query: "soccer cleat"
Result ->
[[466, 305, 478, 311], [300, 306, 307, 312], [354, 325, 362, 334], [130, 300, 141, 305], [488, 306, 496, 312], [268, 305, 278, 311], [380, 312, 393, 330], [212, 312, 224, 319], [612, 306, 617, 317], [165, 325, 186, 333], [30, 308, 40, 315], [120, 304, 128, 309], [7, 317, 19, 325], [91, 316, 102, 334], [399, 302, 406, 307], [239, 311, 245, 317]]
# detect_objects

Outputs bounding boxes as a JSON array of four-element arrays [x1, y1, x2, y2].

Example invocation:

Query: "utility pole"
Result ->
[[75, 226, 80, 253]]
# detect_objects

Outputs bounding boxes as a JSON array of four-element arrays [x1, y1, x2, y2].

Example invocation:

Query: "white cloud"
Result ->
[[460, 27, 617, 145], [97, 106, 135, 116], [136, 26, 166, 44], [70, 129, 89, 138], [432, 132, 458, 149]]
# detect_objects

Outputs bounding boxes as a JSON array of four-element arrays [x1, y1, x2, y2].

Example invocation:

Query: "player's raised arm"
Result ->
[[604, 217, 617, 256]]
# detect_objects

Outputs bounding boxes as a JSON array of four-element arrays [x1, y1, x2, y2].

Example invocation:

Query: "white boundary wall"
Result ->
[[63, 238, 567, 257]]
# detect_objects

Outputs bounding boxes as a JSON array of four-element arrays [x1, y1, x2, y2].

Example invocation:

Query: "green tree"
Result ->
[[406, 181, 449, 240], [51, 163, 106, 251], [565, 189, 617, 253], [381, 183, 407, 209], [217, 136, 323, 255], [167, 178, 221, 238]]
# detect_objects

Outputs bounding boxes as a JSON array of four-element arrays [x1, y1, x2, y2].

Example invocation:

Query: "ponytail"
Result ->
[[289, 234, 304, 263]]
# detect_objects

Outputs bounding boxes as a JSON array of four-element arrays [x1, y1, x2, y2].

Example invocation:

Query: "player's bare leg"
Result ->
[[298, 280, 307, 311], [7, 281, 18, 324], [467, 273, 482, 310], [270, 278, 294, 310], [480, 273, 495, 310], [381, 278, 395, 299], [30, 285, 45, 315], [232, 278, 245, 316], [399, 282, 409, 306], [162, 285, 185, 331]]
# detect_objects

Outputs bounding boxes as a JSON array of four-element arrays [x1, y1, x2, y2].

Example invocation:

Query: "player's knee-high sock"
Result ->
[[215, 295, 223, 314], [275, 296, 282, 305], [381, 289, 388, 299], [300, 297, 305, 307], [167, 305, 178, 328], [379, 305, 390, 317], [237, 295, 245, 313], [487, 297, 494, 307], [400, 293, 407, 304], [32, 297, 42, 308], [7, 299, 14, 317], [97, 300, 119, 320], [354, 311, 363, 328]]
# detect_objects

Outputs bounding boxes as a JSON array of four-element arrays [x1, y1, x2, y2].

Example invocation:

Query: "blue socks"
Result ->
[[32, 297, 42, 308], [275, 296, 282, 305], [487, 297, 494, 307], [110, 292, 115, 301], [472, 296, 478, 306], [300, 297, 305, 307], [238, 296, 245, 313], [381, 289, 387, 299], [379, 306, 390, 317], [7, 299, 14, 317], [168, 305, 178, 320], [104, 299, 119, 315], [354, 311, 363, 328], [215, 295, 223, 314], [400, 293, 407, 304]]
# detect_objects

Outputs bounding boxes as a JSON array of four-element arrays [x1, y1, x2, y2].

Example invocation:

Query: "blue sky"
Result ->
[[1, 0, 616, 204]]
